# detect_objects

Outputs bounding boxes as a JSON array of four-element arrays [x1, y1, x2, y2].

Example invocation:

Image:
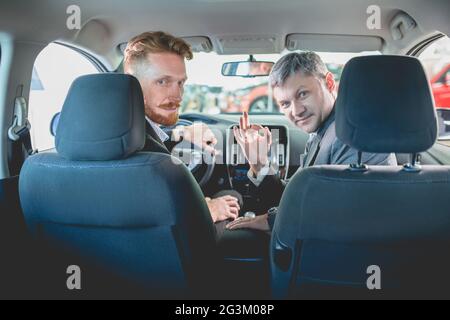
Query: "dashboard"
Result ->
[[178, 113, 309, 209], [172, 112, 449, 213], [226, 124, 289, 192]]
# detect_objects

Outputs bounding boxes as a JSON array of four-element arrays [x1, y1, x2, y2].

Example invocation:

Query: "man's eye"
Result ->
[[298, 91, 309, 99], [157, 79, 167, 85], [281, 102, 290, 109]]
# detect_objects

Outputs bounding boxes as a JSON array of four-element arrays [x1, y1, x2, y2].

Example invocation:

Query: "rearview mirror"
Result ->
[[222, 61, 274, 78]]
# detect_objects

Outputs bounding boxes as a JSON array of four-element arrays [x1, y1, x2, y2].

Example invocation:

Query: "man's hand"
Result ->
[[206, 196, 240, 223], [225, 214, 270, 232], [233, 111, 272, 176], [174, 123, 218, 155]]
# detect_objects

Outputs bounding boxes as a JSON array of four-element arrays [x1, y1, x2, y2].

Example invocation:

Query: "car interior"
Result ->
[[1, 0, 450, 300]]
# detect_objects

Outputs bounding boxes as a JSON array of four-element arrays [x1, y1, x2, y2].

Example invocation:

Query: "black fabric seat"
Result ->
[[19, 74, 218, 298], [270, 56, 450, 299]]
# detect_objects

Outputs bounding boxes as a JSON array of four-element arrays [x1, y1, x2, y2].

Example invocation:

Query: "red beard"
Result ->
[[146, 103, 180, 126]]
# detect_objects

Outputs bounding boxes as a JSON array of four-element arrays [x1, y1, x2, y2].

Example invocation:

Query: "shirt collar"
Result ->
[[146, 117, 170, 143]]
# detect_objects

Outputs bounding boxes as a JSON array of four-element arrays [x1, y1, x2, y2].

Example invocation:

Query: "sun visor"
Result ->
[[286, 34, 383, 52]]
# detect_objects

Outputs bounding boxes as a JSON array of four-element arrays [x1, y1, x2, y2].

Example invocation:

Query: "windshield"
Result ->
[[183, 51, 379, 115]]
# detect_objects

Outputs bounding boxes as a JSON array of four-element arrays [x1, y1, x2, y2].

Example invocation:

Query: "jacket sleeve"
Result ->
[[330, 139, 397, 165], [249, 173, 287, 213]]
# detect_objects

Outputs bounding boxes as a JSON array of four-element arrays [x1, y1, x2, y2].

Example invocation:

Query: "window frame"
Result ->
[[414, 34, 450, 146], [28, 42, 106, 152]]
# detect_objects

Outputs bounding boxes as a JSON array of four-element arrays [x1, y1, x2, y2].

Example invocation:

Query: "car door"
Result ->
[[0, 43, 101, 297]]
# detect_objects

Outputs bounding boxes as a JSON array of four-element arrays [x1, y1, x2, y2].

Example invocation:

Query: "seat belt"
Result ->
[[12, 126, 33, 156], [7, 96, 35, 175]]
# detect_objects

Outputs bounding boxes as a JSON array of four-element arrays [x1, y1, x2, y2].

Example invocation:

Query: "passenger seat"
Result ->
[[270, 55, 450, 299], [19, 73, 218, 298]]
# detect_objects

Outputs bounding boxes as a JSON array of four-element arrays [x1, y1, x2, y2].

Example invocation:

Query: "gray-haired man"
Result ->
[[227, 52, 397, 231]]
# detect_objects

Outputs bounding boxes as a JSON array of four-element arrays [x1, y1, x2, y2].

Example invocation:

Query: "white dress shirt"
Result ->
[[247, 132, 316, 187], [247, 162, 277, 187]]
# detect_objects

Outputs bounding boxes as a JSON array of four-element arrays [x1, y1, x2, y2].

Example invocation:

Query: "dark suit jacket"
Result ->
[[142, 122, 177, 154], [250, 110, 398, 211]]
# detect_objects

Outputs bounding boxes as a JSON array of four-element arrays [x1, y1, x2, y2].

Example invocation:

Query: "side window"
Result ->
[[29, 43, 99, 152], [437, 68, 450, 85], [418, 36, 450, 142]]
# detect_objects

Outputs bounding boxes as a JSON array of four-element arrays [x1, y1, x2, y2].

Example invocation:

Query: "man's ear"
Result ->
[[325, 72, 336, 93]]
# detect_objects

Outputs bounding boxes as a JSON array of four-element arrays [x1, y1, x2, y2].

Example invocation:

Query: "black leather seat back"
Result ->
[[271, 56, 450, 299], [19, 74, 217, 297]]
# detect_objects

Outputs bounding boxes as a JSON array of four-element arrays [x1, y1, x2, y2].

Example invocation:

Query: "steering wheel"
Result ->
[[162, 119, 216, 187]]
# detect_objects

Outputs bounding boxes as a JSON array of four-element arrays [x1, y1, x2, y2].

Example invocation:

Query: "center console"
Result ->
[[226, 125, 289, 209]]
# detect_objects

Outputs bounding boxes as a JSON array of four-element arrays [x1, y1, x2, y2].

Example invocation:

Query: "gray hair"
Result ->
[[269, 52, 328, 87]]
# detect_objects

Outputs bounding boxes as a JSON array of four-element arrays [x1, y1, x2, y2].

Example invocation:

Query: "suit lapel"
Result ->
[[304, 135, 321, 167], [303, 110, 337, 167], [143, 122, 170, 154], [145, 121, 163, 144], [313, 122, 336, 165]]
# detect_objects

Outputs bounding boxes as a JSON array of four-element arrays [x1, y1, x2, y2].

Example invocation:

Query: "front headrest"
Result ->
[[335, 55, 437, 154], [56, 74, 146, 161]]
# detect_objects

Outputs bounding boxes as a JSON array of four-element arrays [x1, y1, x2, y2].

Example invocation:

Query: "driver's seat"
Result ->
[[19, 73, 217, 298]]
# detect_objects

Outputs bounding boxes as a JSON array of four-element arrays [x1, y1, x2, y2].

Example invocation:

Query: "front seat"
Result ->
[[19, 73, 217, 298], [270, 55, 450, 299]]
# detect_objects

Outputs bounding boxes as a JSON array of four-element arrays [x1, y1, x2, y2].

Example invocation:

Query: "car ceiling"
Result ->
[[0, 0, 449, 70]]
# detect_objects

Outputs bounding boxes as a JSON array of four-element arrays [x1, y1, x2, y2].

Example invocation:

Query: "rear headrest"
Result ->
[[335, 55, 437, 154], [56, 74, 146, 161]]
